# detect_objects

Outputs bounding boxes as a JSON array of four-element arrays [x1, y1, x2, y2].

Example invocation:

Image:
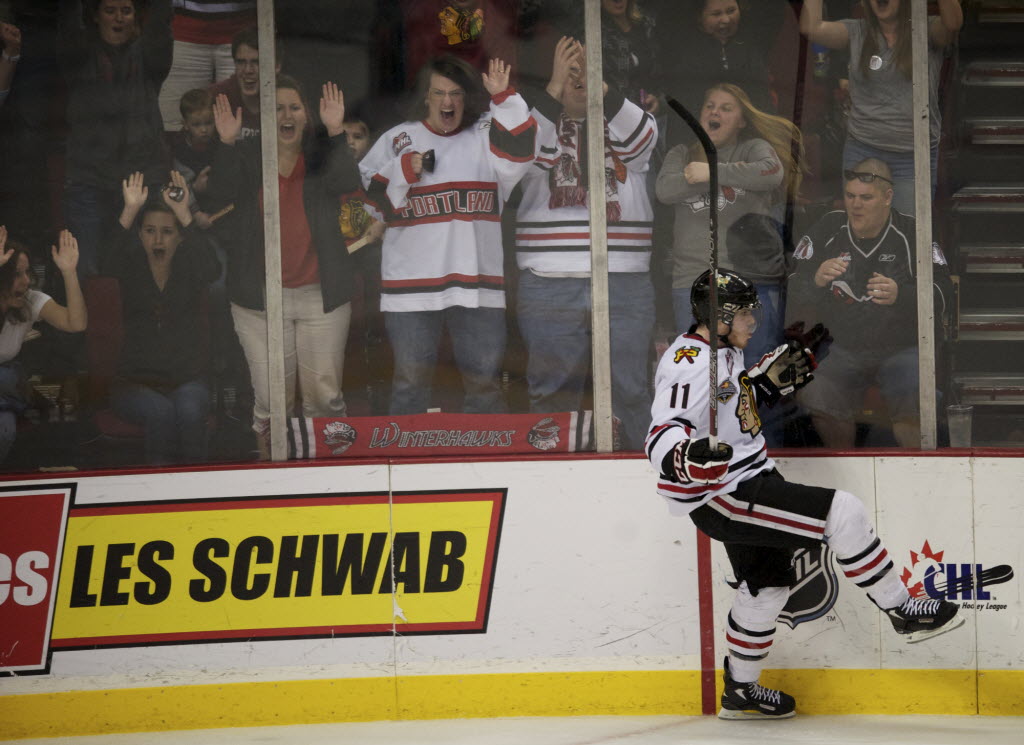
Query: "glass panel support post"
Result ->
[[912, 0, 937, 450], [257, 0, 288, 461], [584, 0, 614, 453]]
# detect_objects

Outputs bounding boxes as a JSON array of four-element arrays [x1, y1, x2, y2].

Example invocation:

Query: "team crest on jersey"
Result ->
[[735, 371, 762, 437], [794, 235, 813, 260], [932, 242, 947, 265], [392, 131, 412, 155], [339, 198, 371, 240], [838, 251, 852, 264], [674, 346, 700, 364], [879, 254, 896, 261], [717, 379, 737, 404]]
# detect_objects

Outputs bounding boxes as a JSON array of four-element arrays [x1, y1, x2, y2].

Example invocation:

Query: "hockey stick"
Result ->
[[666, 97, 721, 445]]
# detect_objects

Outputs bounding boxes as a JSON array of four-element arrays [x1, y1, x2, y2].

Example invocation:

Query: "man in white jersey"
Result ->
[[645, 268, 963, 719]]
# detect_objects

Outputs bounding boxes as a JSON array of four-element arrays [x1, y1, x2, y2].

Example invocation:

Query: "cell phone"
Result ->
[[166, 186, 185, 202]]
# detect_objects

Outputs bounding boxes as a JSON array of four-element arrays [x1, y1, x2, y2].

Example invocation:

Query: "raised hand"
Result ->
[[51, 230, 80, 275], [482, 58, 511, 97], [546, 36, 581, 100], [213, 92, 243, 145], [122, 171, 148, 211], [162, 170, 193, 226], [0, 22, 21, 57], [319, 81, 346, 137], [0, 225, 11, 267], [193, 165, 211, 194]]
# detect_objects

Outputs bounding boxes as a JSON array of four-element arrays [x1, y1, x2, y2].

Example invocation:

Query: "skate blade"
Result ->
[[718, 707, 796, 720], [904, 614, 966, 644]]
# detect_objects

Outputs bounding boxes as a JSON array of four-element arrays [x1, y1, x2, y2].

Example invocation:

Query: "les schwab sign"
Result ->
[[1, 487, 506, 673]]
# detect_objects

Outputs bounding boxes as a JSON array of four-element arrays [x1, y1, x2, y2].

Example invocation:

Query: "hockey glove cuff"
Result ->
[[747, 340, 816, 406], [670, 437, 735, 485]]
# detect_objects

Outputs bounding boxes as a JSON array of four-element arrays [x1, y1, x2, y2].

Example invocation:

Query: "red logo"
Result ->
[[0, 484, 75, 674]]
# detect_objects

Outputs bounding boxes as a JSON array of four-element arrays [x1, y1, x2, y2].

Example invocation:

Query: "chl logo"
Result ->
[[900, 539, 1014, 604]]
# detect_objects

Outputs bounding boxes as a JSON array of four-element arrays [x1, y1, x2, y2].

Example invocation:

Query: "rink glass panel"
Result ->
[[0, 0, 984, 473]]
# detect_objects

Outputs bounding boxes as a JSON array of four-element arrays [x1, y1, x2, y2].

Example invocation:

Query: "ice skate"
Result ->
[[718, 657, 796, 720], [884, 595, 965, 643]]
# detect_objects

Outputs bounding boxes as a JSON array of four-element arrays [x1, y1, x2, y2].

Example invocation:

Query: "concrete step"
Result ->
[[965, 118, 1024, 145], [962, 60, 1024, 86], [975, 0, 1024, 24], [958, 308, 1024, 339], [960, 244, 1024, 273], [954, 373, 1024, 405], [952, 184, 1024, 214]]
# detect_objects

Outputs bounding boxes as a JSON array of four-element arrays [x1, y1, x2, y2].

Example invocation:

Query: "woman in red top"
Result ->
[[209, 75, 361, 453]]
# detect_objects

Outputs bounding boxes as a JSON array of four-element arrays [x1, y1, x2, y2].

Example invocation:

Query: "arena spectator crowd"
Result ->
[[0, 0, 963, 469]]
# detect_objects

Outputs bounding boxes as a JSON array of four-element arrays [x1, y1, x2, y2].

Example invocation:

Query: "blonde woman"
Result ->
[[656, 83, 803, 367]]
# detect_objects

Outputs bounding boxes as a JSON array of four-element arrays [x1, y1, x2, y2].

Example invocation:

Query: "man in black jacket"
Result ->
[[786, 158, 952, 447]]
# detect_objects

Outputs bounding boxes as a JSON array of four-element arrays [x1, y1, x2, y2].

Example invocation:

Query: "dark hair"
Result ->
[[231, 25, 283, 63], [407, 55, 486, 125], [0, 240, 32, 324], [85, 0, 141, 42], [179, 88, 213, 120], [137, 200, 184, 238], [275, 73, 313, 141]]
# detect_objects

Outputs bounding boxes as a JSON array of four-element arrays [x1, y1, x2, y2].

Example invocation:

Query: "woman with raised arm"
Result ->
[[207, 77, 362, 455], [0, 226, 87, 462], [800, 0, 963, 215], [102, 171, 221, 465]]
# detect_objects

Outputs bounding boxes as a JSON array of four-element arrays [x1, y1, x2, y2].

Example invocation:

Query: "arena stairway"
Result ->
[[949, 0, 1024, 445]]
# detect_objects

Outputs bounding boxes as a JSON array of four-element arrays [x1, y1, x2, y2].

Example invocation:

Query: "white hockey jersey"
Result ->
[[645, 332, 775, 513], [360, 89, 536, 312], [515, 90, 656, 274]]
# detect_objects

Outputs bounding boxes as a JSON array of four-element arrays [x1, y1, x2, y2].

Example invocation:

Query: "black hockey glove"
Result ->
[[670, 437, 735, 485], [784, 321, 833, 364], [747, 340, 816, 406]]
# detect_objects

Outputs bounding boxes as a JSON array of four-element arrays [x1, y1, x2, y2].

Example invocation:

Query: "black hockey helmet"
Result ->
[[690, 269, 761, 327]]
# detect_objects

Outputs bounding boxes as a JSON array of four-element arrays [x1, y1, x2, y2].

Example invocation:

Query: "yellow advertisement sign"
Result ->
[[51, 490, 506, 648]]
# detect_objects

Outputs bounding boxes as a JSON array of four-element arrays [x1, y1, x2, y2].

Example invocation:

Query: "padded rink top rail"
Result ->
[[0, 453, 1021, 739]]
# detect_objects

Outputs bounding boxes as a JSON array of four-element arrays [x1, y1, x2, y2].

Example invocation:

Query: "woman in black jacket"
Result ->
[[105, 170, 220, 465], [59, 0, 173, 277], [208, 75, 362, 451]]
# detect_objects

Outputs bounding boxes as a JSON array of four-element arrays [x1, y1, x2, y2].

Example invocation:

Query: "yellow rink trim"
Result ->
[[1, 669, 1020, 740]]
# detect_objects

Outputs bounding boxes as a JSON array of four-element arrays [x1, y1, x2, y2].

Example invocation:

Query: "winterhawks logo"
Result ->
[[900, 539, 1014, 610]]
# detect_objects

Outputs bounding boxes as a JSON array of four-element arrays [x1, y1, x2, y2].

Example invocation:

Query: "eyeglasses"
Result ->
[[429, 88, 465, 100], [844, 169, 893, 185]]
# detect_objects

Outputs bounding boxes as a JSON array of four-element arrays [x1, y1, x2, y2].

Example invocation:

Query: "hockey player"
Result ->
[[645, 268, 964, 719]]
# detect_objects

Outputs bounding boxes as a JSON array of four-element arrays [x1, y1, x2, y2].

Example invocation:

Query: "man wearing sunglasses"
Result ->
[[785, 158, 952, 448]]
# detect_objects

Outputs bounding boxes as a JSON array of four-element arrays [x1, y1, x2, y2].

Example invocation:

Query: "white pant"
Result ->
[[231, 286, 351, 433], [159, 40, 235, 131]]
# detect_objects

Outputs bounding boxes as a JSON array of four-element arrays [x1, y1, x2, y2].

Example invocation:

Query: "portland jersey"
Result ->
[[645, 332, 774, 512], [360, 89, 535, 312]]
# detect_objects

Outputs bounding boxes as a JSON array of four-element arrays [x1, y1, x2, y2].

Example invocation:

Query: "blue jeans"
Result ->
[[385, 307, 507, 415], [111, 379, 211, 465], [672, 282, 785, 369], [516, 271, 655, 451], [843, 137, 938, 218], [63, 182, 120, 279]]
